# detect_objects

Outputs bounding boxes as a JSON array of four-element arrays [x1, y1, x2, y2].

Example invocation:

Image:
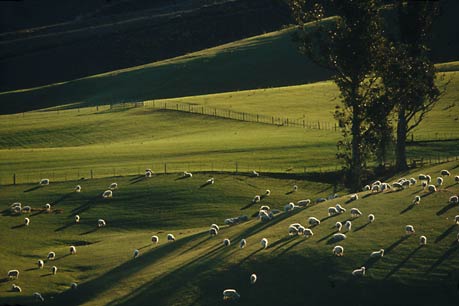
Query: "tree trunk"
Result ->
[[350, 104, 362, 192], [396, 105, 409, 171]]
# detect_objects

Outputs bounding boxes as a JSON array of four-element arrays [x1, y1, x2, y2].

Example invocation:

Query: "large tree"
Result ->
[[289, 0, 386, 191]]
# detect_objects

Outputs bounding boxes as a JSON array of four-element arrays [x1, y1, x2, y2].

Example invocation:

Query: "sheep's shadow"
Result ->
[[31, 210, 46, 217], [54, 254, 71, 261], [55, 222, 75, 232], [138, 244, 152, 251], [317, 230, 338, 243], [434, 225, 457, 243], [420, 191, 435, 198], [445, 183, 457, 189], [24, 185, 42, 193], [199, 182, 213, 189], [129, 175, 144, 182], [10, 224, 25, 229], [326, 235, 346, 245], [240, 202, 255, 210], [353, 222, 371, 232], [130, 177, 146, 185], [320, 214, 339, 223], [238, 248, 264, 266], [362, 192, 378, 199], [384, 245, 423, 280], [385, 235, 410, 255], [25, 267, 39, 271], [72, 195, 100, 215], [174, 176, 190, 181], [177, 233, 210, 256], [285, 190, 295, 195], [400, 204, 415, 214], [52, 192, 73, 206], [436, 202, 457, 216], [0, 278, 9, 283], [426, 241, 459, 274], [79, 228, 99, 235], [344, 199, 355, 205], [361, 256, 382, 270], [40, 273, 53, 277], [279, 237, 309, 255], [269, 236, 295, 251]]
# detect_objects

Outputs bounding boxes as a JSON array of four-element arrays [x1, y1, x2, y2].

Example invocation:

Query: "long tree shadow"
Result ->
[[435, 225, 457, 243], [426, 241, 459, 274], [385, 235, 410, 255], [177, 233, 211, 256], [279, 237, 309, 255], [400, 204, 415, 214], [436, 202, 457, 216], [72, 195, 100, 215], [384, 245, 423, 279], [269, 236, 296, 252], [52, 192, 73, 206], [360, 256, 382, 270], [354, 222, 371, 233], [24, 185, 42, 193]]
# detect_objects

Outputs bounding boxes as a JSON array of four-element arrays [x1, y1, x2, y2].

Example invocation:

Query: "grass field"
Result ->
[[1, 162, 458, 305]]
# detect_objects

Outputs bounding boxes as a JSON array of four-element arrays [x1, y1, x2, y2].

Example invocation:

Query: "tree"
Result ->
[[289, 0, 386, 191]]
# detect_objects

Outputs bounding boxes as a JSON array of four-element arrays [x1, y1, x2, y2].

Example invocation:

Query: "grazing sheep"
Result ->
[[265, 189, 271, 196], [10, 202, 21, 214], [437, 177, 443, 187], [441, 170, 451, 176], [344, 221, 352, 232], [12, 284, 22, 292], [75, 215, 80, 223], [210, 224, 220, 231], [71, 282, 78, 290], [352, 267, 366, 277], [51, 266, 57, 275], [297, 199, 311, 207], [259, 210, 272, 222], [288, 225, 299, 236], [22, 206, 31, 213], [368, 214, 375, 223], [151, 235, 159, 244], [449, 195, 459, 204], [335, 204, 346, 214], [303, 228, 314, 238], [206, 178, 215, 185], [455, 176, 459, 183], [370, 249, 384, 258], [350, 208, 362, 218], [410, 178, 417, 186], [240, 239, 247, 249], [350, 194, 359, 201], [252, 170, 260, 177], [102, 190, 113, 199], [413, 195, 421, 205], [47, 252, 56, 260], [44, 203, 51, 212], [381, 183, 391, 191], [335, 222, 343, 232], [401, 180, 411, 188], [133, 249, 139, 259], [328, 207, 339, 216], [38, 260, 44, 269], [39, 179, 50, 185], [372, 180, 382, 186], [167, 234, 176, 242], [333, 245, 344, 256], [284, 202, 296, 212], [261, 238, 268, 249], [419, 236, 427, 246], [109, 182, 118, 190], [97, 219, 106, 228], [145, 170, 153, 178], [292, 185, 298, 192], [210, 228, 218, 236], [455, 215, 459, 225], [223, 289, 240, 301], [297, 226, 306, 234], [69, 246, 76, 255], [405, 225, 415, 234], [259, 205, 270, 211], [428, 185, 437, 192], [422, 181, 427, 189], [426, 175, 432, 183], [308, 217, 320, 227], [24, 217, 30, 226], [250, 273, 257, 284], [418, 174, 427, 181], [252, 195, 261, 204], [183, 171, 193, 178], [316, 197, 327, 203], [7, 270, 19, 279], [224, 215, 249, 225], [75, 185, 82, 192], [371, 184, 381, 192], [33, 292, 45, 302], [333, 233, 347, 241], [392, 182, 403, 190], [223, 238, 231, 246], [363, 185, 371, 191]]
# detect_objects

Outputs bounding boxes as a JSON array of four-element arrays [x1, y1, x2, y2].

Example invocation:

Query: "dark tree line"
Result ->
[[289, 0, 444, 191]]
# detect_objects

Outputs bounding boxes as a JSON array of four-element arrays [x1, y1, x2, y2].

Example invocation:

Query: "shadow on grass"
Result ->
[[199, 182, 213, 189], [326, 235, 346, 245], [52, 192, 73, 206], [353, 222, 371, 232], [320, 214, 339, 223], [24, 185, 42, 193], [434, 225, 457, 243], [0, 278, 9, 283], [79, 228, 99, 235], [11, 224, 25, 229], [174, 176, 190, 181], [360, 256, 382, 270], [55, 222, 76, 232], [130, 176, 146, 185], [285, 190, 295, 195], [400, 204, 415, 214], [177, 233, 211, 256], [72, 194, 101, 215], [269, 236, 295, 252], [362, 192, 378, 199], [54, 254, 71, 261], [385, 235, 410, 255], [40, 273, 53, 277], [317, 230, 338, 243], [384, 245, 423, 279], [426, 241, 459, 274], [420, 191, 435, 198], [240, 202, 255, 210], [436, 202, 457, 216], [279, 237, 309, 255], [25, 267, 39, 271]]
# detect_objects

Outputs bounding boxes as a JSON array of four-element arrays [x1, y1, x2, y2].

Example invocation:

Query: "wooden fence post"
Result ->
[[13, 173, 16, 185], [91, 169, 94, 179], [164, 163, 167, 174]]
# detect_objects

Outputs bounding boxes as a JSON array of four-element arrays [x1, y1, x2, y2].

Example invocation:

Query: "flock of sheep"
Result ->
[[4, 167, 459, 303]]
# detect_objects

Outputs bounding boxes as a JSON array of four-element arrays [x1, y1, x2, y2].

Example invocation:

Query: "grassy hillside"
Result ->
[[0, 162, 458, 305]]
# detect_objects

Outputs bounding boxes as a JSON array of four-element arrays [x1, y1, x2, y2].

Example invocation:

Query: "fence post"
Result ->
[[235, 162, 238, 173], [257, 114, 259, 122], [272, 117, 274, 124], [13, 173, 16, 185], [176, 103, 179, 110], [91, 169, 94, 179], [164, 163, 167, 174], [318, 121, 320, 130], [202, 107, 204, 114]]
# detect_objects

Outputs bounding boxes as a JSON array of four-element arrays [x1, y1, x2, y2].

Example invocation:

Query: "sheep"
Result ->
[[372, 180, 382, 186], [335, 221, 343, 232], [441, 170, 451, 176], [333, 245, 344, 256], [363, 185, 371, 191], [69, 246, 76, 255], [206, 178, 215, 185], [259, 205, 270, 211], [240, 239, 247, 249], [409, 178, 417, 186], [335, 204, 346, 214], [292, 185, 298, 192], [350, 194, 359, 201], [265, 189, 271, 196], [183, 171, 193, 178], [381, 183, 391, 191], [413, 195, 421, 205], [392, 182, 403, 190], [224, 215, 249, 225], [455, 215, 459, 225], [259, 210, 272, 222], [284, 202, 295, 212], [418, 174, 427, 181], [422, 181, 427, 189], [7, 270, 19, 279], [350, 208, 362, 218], [370, 249, 384, 258], [209, 228, 218, 236], [33, 292, 45, 302], [109, 182, 118, 190], [12, 284, 22, 292], [401, 180, 411, 188], [133, 249, 139, 259], [75, 215, 80, 223], [47, 251, 56, 260], [297, 199, 311, 207], [151, 235, 159, 244], [428, 185, 437, 192], [210, 224, 220, 231], [333, 233, 346, 241], [22, 206, 31, 213], [167, 234, 176, 242], [223, 289, 240, 301], [75, 185, 82, 192], [298, 225, 306, 234], [419, 235, 427, 246], [39, 178, 50, 185], [70, 282, 78, 290], [97, 219, 106, 228], [250, 273, 257, 284], [328, 207, 339, 216], [371, 184, 381, 192], [51, 266, 58, 275], [252, 195, 261, 204], [352, 266, 366, 277], [252, 170, 260, 177], [102, 190, 113, 198], [455, 176, 459, 183], [145, 170, 153, 178], [308, 217, 320, 227], [436, 177, 443, 187], [316, 197, 327, 203], [288, 225, 300, 236], [10, 202, 21, 214], [223, 238, 231, 246], [44, 203, 51, 212], [426, 175, 432, 183], [261, 238, 268, 249], [368, 214, 375, 223], [38, 260, 44, 269], [303, 228, 314, 238], [24, 217, 30, 226], [449, 195, 459, 204], [405, 225, 415, 234], [344, 221, 352, 232]]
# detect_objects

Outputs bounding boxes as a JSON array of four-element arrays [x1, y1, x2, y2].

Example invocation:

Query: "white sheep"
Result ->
[[297, 199, 311, 207], [422, 181, 427, 189], [210, 228, 218, 236], [102, 190, 113, 198], [426, 175, 432, 183], [419, 235, 427, 246], [288, 225, 299, 236], [43, 203, 51, 212], [75, 215, 80, 223], [97, 219, 106, 228], [51, 266, 58, 275], [441, 170, 451, 176], [405, 225, 415, 234], [252, 170, 260, 177], [335, 204, 346, 213], [38, 260, 44, 269], [328, 207, 339, 216], [250, 273, 257, 284], [284, 202, 295, 212], [413, 195, 421, 205], [401, 180, 411, 188], [145, 170, 153, 178], [298, 225, 306, 234], [335, 221, 343, 232], [372, 180, 382, 186], [333, 245, 344, 256], [449, 195, 459, 204], [133, 249, 139, 259], [418, 174, 427, 180], [363, 185, 371, 191], [370, 249, 384, 257], [368, 214, 375, 223], [24, 217, 30, 226], [392, 182, 403, 190], [167, 234, 176, 242], [33, 292, 44, 302], [454, 215, 459, 225], [259, 205, 270, 211], [344, 221, 352, 232], [12, 284, 22, 292], [223, 289, 240, 301], [7, 270, 19, 279], [381, 183, 391, 191], [409, 178, 417, 186], [350, 194, 359, 201], [10, 202, 21, 214], [71, 282, 78, 290], [183, 171, 193, 178], [308, 217, 320, 226], [292, 185, 298, 192], [223, 238, 231, 246], [39, 178, 50, 185], [240, 239, 247, 249], [75, 185, 82, 192], [371, 184, 380, 192], [109, 182, 118, 190], [69, 246, 76, 255], [151, 235, 159, 244], [350, 208, 362, 218], [333, 233, 346, 241], [352, 267, 366, 277], [261, 238, 268, 249], [427, 185, 437, 192], [436, 177, 443, 187], [303, 228, 314, 238], [206, 178, 215, 185], [47, 251, 56, 260], [258, 210, 272, 222], [265, 189, 271, 196], [252, 195, 261, 203], [210, 224, 220, 231], [22, 206, 31, 213], [455, 175, 459, 183]]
